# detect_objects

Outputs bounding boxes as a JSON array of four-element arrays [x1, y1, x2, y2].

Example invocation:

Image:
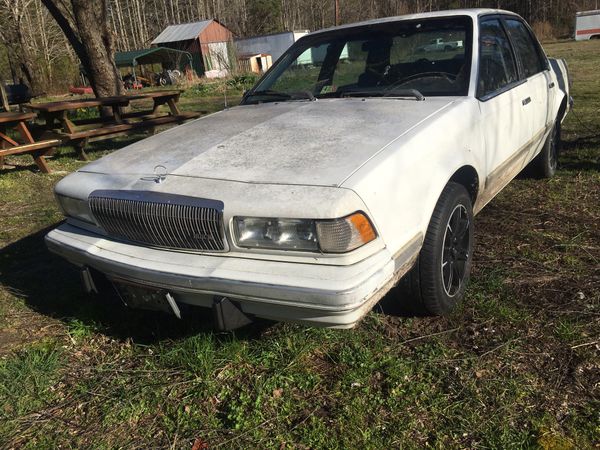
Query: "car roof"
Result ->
[[308, 9, 521, 36]]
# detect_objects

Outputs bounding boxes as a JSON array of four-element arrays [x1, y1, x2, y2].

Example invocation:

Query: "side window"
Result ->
[[504, 19, 546, 78], [478, 19, 519, 98]]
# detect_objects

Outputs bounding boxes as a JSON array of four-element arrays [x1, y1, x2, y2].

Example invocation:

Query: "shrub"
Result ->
[[226, 73, 259, 90], [532, 21, 556, 42]]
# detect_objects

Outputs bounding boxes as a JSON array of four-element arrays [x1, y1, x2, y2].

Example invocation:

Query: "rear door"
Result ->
[[503, 17, 552, 164], [477, 17, 531, 199]]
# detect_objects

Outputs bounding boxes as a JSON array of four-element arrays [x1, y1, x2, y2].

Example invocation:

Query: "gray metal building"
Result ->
[[235, 30, 310, 64]]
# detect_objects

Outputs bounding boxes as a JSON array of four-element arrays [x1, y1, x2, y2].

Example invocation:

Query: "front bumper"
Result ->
[[46, 223, 400, 327]]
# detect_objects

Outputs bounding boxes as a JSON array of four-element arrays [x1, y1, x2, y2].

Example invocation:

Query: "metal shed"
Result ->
[[235, 31, 309, 64], [151, 19, 234, 77]]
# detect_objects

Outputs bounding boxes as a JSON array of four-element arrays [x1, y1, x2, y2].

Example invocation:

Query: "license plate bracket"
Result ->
[[112, 279, 181, 318]]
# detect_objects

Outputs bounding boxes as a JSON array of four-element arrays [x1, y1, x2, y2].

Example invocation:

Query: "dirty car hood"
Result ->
[[80, 98, 453, 187]]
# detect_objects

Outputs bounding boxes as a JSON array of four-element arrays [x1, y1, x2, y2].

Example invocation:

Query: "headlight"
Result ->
[[234, 217, 319, 251], [233, 212, 376, 253], [56, 194, 95, 224]]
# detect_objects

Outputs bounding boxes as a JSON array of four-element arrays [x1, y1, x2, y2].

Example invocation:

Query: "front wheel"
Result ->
[[400, 182, 474, 315]]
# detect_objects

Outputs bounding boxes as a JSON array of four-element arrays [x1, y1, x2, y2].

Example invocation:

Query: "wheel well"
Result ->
[[557, 96, 568, 123], [590, 34, 600, 40], [449, 166, 479, 203]]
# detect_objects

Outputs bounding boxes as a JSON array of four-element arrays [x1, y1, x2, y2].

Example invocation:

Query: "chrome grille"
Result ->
[[89, 190, 225, 251]]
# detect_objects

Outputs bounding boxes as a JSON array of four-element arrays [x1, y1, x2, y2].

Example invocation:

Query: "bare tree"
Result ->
[[41, 0, 124, 97], [3, 0, 598, 94], [0, 0, 47, 93]]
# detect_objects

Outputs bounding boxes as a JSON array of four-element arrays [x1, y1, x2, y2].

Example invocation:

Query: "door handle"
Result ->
[[522, 97, 532, 106], [549, 82, 555, 89]]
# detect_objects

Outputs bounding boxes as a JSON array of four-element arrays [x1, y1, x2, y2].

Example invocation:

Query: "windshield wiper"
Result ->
[[246, 89, 292, 100], [383, 88, 425, 101], [246, 89, 316, 102], [341, 88, 425, 101]]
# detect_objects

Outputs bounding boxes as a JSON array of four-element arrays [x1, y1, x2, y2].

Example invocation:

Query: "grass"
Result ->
[[0, 40, 599, 448]]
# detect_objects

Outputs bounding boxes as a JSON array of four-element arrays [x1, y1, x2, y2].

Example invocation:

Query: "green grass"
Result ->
[[0, 40, 599, 448]]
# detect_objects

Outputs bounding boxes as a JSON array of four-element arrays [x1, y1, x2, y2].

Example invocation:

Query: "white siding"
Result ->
[[235, 31, 309, 62]]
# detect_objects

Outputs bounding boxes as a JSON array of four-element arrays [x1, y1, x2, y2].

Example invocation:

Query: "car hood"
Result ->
[[80, 97, 454, 187]]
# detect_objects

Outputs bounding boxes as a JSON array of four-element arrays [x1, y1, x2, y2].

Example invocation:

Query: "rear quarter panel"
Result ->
[[548, 58, 571, 122]]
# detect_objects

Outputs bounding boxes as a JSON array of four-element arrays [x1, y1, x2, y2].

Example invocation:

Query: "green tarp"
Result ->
[[114, 47, 192, 68]]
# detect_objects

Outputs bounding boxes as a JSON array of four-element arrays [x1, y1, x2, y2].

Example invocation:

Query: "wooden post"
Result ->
[[75, 138, 89, 161], [166, 98, 181, 116], [16, 121, 35, 144], [0, 138, 5, 169], [0, 85, 10, 112], [32, 149, 52, 173], [334, 0, 340, 26]]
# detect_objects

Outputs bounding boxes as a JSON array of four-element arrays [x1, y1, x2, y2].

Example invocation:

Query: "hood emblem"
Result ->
[[153, 165, 168, 184]]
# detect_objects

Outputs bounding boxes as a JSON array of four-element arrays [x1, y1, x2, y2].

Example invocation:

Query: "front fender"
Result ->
[[342, 99, 485, 258]]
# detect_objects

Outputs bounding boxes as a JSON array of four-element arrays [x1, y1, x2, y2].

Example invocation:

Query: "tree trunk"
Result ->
[[41, 0, 123, 98], [71, 0, 123, 97]]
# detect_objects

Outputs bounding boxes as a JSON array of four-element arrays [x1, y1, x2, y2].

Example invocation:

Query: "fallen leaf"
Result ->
[[272, 388, 283, 398], [191, 437, 209, 450]]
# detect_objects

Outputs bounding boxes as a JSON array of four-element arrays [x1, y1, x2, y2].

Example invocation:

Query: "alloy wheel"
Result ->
[[441, 204, 471, 297]]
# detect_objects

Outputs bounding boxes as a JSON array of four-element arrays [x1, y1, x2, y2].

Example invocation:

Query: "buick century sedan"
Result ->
[[46, 9, 571, 329]]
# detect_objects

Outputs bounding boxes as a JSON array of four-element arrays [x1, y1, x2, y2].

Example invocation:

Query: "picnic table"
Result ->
[[27, 90, 200, 160], [0, 111, 60, 173]]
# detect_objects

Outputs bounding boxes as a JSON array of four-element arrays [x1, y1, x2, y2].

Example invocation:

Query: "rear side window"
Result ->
[[478, 19, 519, 98], [504, 19, 546, 78]]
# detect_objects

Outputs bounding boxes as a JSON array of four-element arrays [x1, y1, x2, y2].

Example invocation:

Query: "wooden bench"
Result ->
[[27, 91, 200, 160], [58, 112, 199, 142], [0, 111, 60, 173]]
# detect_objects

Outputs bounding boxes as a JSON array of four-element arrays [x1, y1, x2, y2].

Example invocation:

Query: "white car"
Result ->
[[418, 37, 464, 52], [46, 9, 571, 329]]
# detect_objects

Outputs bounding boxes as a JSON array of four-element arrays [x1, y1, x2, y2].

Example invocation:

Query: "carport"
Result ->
[[114, 47, 193, 82]]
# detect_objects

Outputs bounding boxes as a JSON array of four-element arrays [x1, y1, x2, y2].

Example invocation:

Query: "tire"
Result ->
[[529, 121, 559, 179], [400, 182, 475, 315]]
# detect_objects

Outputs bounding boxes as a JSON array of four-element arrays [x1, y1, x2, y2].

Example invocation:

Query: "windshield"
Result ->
[[243, 16, 472, 104]]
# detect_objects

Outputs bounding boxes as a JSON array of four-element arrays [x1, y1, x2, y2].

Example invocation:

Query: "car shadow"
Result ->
[[1, 225, 415, 344], [515, 137, 600, 179], [0, 224, 277, 344], [0, 164, 43, 175], [560, 138, 600, 171]]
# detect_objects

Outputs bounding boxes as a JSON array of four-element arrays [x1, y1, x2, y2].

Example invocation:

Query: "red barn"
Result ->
[[152, 19, 234, 77]]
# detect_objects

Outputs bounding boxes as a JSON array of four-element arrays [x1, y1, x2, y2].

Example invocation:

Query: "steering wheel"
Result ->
[[390, 71, 457, 88]]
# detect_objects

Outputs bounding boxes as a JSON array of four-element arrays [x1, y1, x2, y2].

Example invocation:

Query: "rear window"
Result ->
[[504, 19, 546, 78]]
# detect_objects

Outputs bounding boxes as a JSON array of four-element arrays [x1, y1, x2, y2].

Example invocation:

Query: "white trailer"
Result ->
[[575, 10, 600, 41]]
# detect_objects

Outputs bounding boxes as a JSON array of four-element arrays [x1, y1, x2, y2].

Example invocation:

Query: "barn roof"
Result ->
[[152, 20, 213, 44]]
